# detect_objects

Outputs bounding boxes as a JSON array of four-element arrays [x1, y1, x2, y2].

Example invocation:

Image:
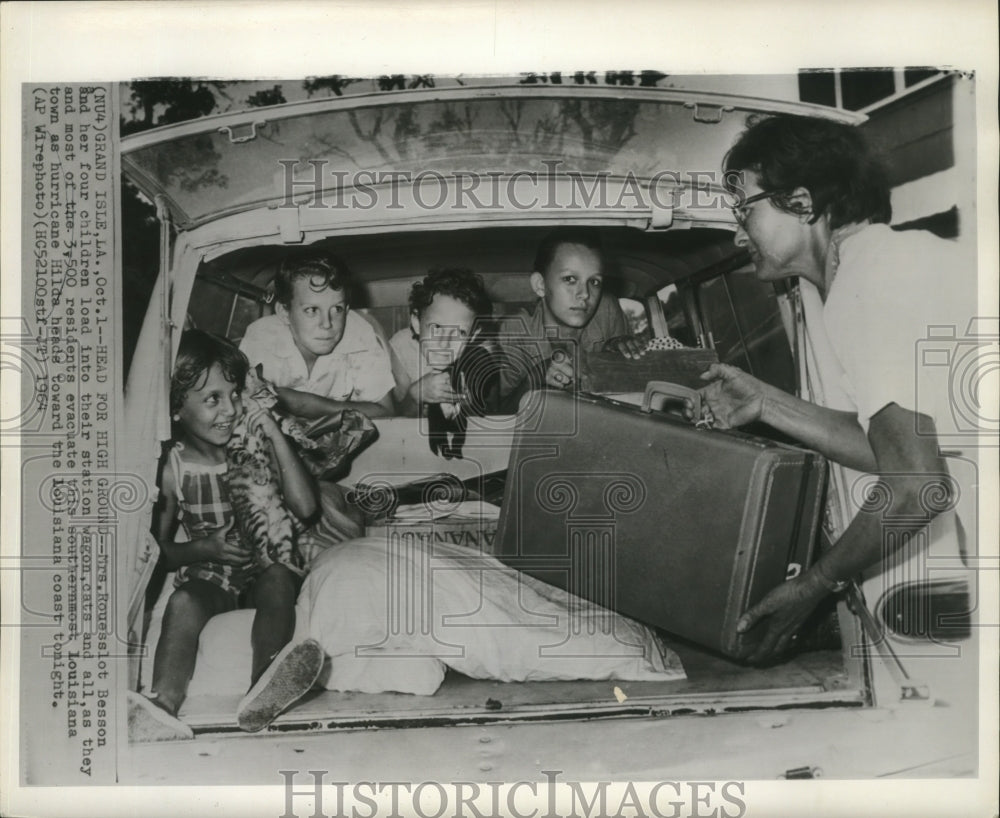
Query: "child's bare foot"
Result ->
[[237, 639, 324, 733], [128, 690, 194, 742]]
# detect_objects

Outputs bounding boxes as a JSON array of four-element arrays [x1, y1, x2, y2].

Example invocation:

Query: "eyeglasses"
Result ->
[[730, 190, 782, 228]]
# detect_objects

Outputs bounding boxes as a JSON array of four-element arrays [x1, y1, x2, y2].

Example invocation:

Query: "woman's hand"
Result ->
[[735, 570, 829, 664], [200, 519, 252, 565], [698, 363, 770, 428]]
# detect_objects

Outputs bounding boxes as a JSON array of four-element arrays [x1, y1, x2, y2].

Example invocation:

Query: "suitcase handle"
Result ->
[[641, 380, 701, 418]]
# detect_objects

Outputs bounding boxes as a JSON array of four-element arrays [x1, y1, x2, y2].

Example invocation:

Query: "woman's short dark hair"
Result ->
[[723, 114, 892, 229], [409, 268, 493, 318], [533, 227, 606, 277], [273, 250, 353, 308], [170, 329, 249, 415]]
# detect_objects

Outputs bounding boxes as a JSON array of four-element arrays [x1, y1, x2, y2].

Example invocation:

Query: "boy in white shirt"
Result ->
[[240, 251, 394, 419]]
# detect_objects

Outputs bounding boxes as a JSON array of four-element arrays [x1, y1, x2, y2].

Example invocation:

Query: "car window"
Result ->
[[694, 272, 796, 393], [655, 284, 699, 348], [618, 298, 648, 336], [124, 95, 762, 228], [184, 276, 268, 341]]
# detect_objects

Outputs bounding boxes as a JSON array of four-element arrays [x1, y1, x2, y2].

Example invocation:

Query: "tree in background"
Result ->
[[246, 85, 287, 107], [121, 79, 229, 136]]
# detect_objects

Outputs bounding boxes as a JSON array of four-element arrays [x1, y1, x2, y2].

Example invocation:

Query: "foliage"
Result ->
[[120, 79, 229, 135], [246, 85, 286, 108], [302, 75, 362, 97]]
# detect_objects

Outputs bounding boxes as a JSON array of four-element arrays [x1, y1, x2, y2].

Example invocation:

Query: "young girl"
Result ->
[[128, 330, 324, 740]]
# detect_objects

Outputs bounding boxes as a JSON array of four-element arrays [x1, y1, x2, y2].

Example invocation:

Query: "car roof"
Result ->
[[121, 80, 862, 230]]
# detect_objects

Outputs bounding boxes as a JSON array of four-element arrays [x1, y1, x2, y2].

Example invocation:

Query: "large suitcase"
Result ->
[[494, 383, 827, 658]]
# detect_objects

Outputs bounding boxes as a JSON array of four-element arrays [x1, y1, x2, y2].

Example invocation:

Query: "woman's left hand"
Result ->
[[735, 570, 830, 664]]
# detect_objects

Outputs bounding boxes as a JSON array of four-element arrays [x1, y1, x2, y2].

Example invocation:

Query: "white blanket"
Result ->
[[185, 536, 684, 697]]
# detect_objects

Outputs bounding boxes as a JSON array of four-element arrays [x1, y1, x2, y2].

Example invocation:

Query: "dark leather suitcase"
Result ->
[[494, 383, 827, 658]]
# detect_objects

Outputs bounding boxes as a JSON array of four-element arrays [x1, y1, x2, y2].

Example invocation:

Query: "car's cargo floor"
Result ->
[[179, 641, 857, 734]]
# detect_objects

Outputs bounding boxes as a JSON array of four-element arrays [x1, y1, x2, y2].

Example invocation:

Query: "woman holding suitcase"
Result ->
[[700, 114, 973, 664]]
